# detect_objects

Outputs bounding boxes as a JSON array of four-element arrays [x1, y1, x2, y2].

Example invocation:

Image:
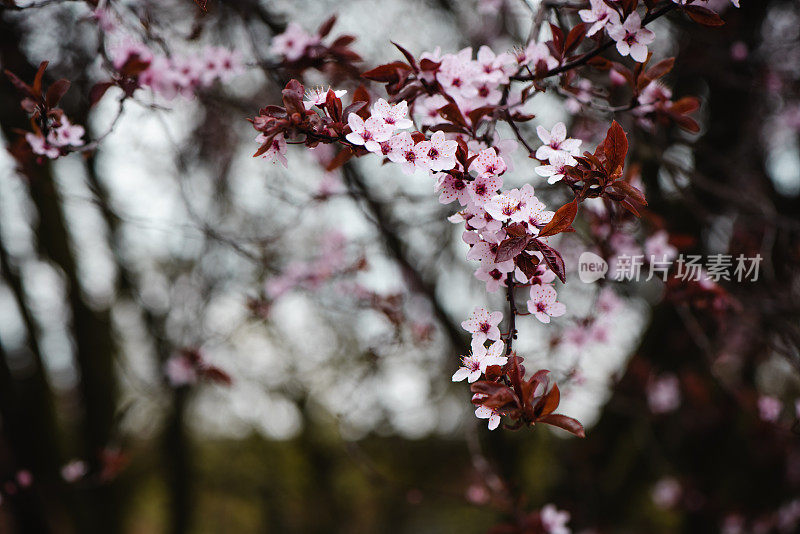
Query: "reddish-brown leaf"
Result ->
[[684, 5, 725, 27], [496, 235, 532, 262], [526, 239, 567, 283], [317, 15, 337, 38], [361, 62, 411, 83], [601, 120, 628, 174], [45, 79, 70, 108], [539, 414, 586, 437], [537, 199, 577, 238]]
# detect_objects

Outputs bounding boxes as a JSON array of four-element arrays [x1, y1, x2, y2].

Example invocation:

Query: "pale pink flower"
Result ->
[[270, 22, 318, 61], [469, 147, 507, 177], [521, 42, 559, 71], [527, 285, 566, 324], [452, 340, 507, 382], [475, 45, 514, 84], [437, 48, 479, 99], [47, 117, 85, 148], [468, 173, 503, 205], [371, 98, 413, 130], [25, 132, 60, 159], [255, 133, 288, 167], [475, 260, 514, 293], [416, 94, 449, 127], [304, 87, 347, 110], [535, 122, 582, 161], [516, 260, 556, 285], [540, 504, 571, 534], [475, 403, 502, 430], [345, 114, 393, 153], [16, 470, 33, 488], [484, 188, 533, 223], [385, 132, 421, 174], [536, 152, 577, 184], [647, 374, 681, 414], [461, 307, 503, 349], [436, 174, 471, 205], [758, 395, 782, 422], [419, 131, 458, 172], [579, 0, 621, 36], [607, 12, 655, 63]]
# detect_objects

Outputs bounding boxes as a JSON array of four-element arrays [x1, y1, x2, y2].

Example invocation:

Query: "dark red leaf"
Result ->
[[684, 5, 725, 27], [537, 200, 577, 238], [527, 239, 567, 283], [317, 15, 337, 38], [539, 414, 586, 437], [600, 120, 628, 174], [45, 79, 70, 108]]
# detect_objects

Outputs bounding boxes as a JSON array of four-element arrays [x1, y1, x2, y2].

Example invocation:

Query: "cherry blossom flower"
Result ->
[[475, 403, 502, 430], [647, 374, 681, 414], [270, 22, 318, 61], [468, 173, 503, 205], [535, 122, 582, 162], [758, 395, 782, 422], [255, 133, 288, 167], [452, 340, 507, 382], [607, 12, 656, 63], [461, 307, 503, 350], [521, 42, 559, 71], [436, 174, 471, 205], [419, 131, 458, 172], [46, 117, 85, 148], [540, 504, 571, 534], [345, 114, 393, 153], [26, 132, 60, 159], [475, 45, 514, 84], [469, 147, 507, 177], [386, 132, 422, 174], [579, 0, 621, 36], [304, 87, 347, 110], [535, 152, 577, 184], [371, 98, 413, 130], [485, 189, 529, 223], [416, 94, 449, 127], [437, 48, 479, 99], [475, 259, 515, 293], [527, 285, 566, 324]]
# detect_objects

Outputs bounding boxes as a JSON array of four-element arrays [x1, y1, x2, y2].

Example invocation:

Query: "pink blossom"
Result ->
[[255, 133, 288, 167], [416, 94, 449, 127], [758, 395, 782, 422], [371, 98, 413, 130], [270, 22, 318, 61], [25, 133, 60, 159], [579, 0, 621, 37], [540, 504, 571, 534], [304, 87, 347, 110], [475, 403, 502, 430], [527, 285, 566, 323], [475, 45, 514, 84], [437, 48, 479, 99], [461, 307, 503, 350], [607, 12, 656, 63], [521, 42, 559, 71], [535, 122, 582, 162], [647, 374, 681, 414], [345, 114, 393, 153], [475, 260, 514, 293], [516, 259, 556, 285], [452, 340, 507, 382], [418, 131, 458, 172], [468, 173, 503, 205], [470, 147, 507, 177], [436, 174, 471, 205], [536, 152, 577, 184]]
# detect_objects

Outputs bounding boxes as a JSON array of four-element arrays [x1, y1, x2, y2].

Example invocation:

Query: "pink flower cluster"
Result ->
[[25, 117, 85, 159], [579, 1, 655, 63], [269, 22, 320, 62], [111, 41, 242, 99]]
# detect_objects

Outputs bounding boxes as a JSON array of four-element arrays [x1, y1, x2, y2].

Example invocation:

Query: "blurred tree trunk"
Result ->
[[0, 14, 122, 534]]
